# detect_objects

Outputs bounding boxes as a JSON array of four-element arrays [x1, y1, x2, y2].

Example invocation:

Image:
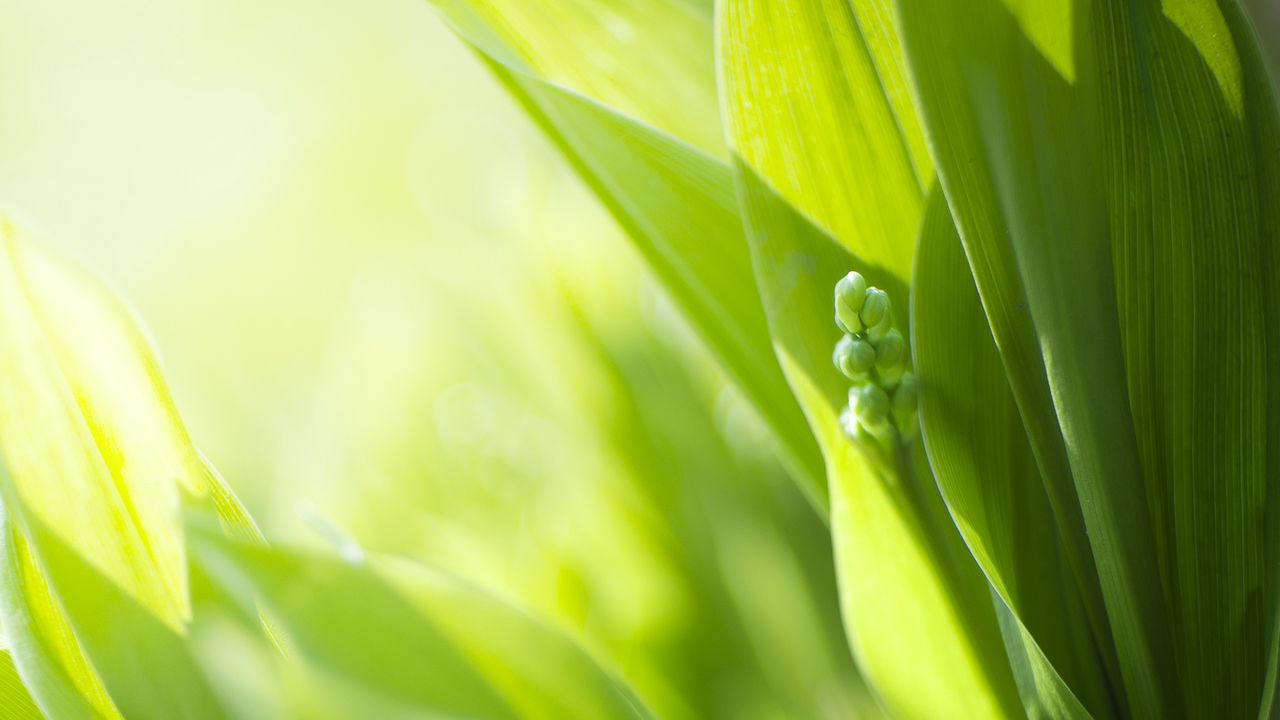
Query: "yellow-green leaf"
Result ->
[[424, 0, 827, 509], [191, 524, 652, 720], [717, 1, 1023, 714], [0, 219, 189, 629], [433, 0, 723, 157], [718, 0, 930, 283], [0, 216, 241, 718], [728, 164, 1022, 718], [0, 649, 42, 720]]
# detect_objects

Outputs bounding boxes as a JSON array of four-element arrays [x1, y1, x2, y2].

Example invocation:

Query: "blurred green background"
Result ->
[[3, 2, 1277, 718], [0, 1, 875, 717]]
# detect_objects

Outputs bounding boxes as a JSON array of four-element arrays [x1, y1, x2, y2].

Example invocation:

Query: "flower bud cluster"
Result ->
[[832, 271, 917, 442]]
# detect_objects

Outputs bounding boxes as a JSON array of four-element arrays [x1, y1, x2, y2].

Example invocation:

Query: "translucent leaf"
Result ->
[[726, 160, 1021, 718], [0, 220, 189, 631], [423, 0, 827, 509], [713, 0, 1031, 714], [0, 650, 42, 720], [717, 0, 930, 283], [191, 523, 653, 720], [0, 217, 247, 718], [432, 0, 724, 156]]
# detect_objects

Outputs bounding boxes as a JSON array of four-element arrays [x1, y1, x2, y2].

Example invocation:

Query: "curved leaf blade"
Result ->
[[433, 0, 723, 156], [715, 1, 1031, 714], [191, 525, 652, 720], [717, 0, 930, 283], [912, 187, 1112, 719], [0, 217, 245, 718], [729, 161, 1022, 718], [895, 0, 1280, 715], [424, 0, 827, 508]]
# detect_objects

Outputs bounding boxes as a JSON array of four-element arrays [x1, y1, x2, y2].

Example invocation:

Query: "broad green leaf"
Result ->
[[423, 0, 828, 509], [728, 160, 1021, 718], [912, 188, 1110, 719], [191, 524, 652, 720], [898, 2, 1171, 716], [0, 217, 252, 718], [717, 1, 1020, 715], [891, 7, 1129, 713], [717, 0, 930, 283], [896, 0, 1280, 715], [433, 0, 723, 157]]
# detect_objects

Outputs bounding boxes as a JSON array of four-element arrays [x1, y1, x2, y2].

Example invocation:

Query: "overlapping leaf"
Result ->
[[728, 149, 1021, 720], [0, 218, 258, 718], [896, 0, 1280, 715], [442, 0, 1029, 713], [717, 0, 929, 282], [191, 525, 652, 720], [416, 1, 1280, 717], [0, 219, 190, 633], [424, 0, 827, 509], [716, 1, 1029, 716], [0, 221, 238, 712], [912, 188, 1111, 719]]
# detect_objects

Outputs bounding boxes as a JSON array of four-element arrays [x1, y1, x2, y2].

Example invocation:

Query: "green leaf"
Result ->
[[717, 0, 931, 284], [729, 157, 1020, 718], [912, 187, 1111, 719], [0, 650, 42, 720], [5, 504, 225, 719], [424, 0, 827, 510], [716, 1, 1025, 715], [431, 0, 723, 157], [0, 516, 119, 719], [895, 0, 1280, 715], [0, 220, 190, 632], [0, 217, 250, 718], [191, 524, 652, 720]]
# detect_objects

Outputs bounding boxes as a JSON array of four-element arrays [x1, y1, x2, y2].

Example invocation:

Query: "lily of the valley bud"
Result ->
[[830, 272, 916, 443], [835, 271, 868, 334], [860, 288, 889, 328], [875, 329, 907, 388], [892, 373, 919, 440], [866, 311, 893, 343], [875, 329, 906, 370], [834, 335, 876, 380], [853, 384, 891, 427]]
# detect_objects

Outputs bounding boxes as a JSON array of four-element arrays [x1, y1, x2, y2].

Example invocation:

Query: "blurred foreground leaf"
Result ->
[[191, 523, 652, 720], [0, 217, 256, 718]]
